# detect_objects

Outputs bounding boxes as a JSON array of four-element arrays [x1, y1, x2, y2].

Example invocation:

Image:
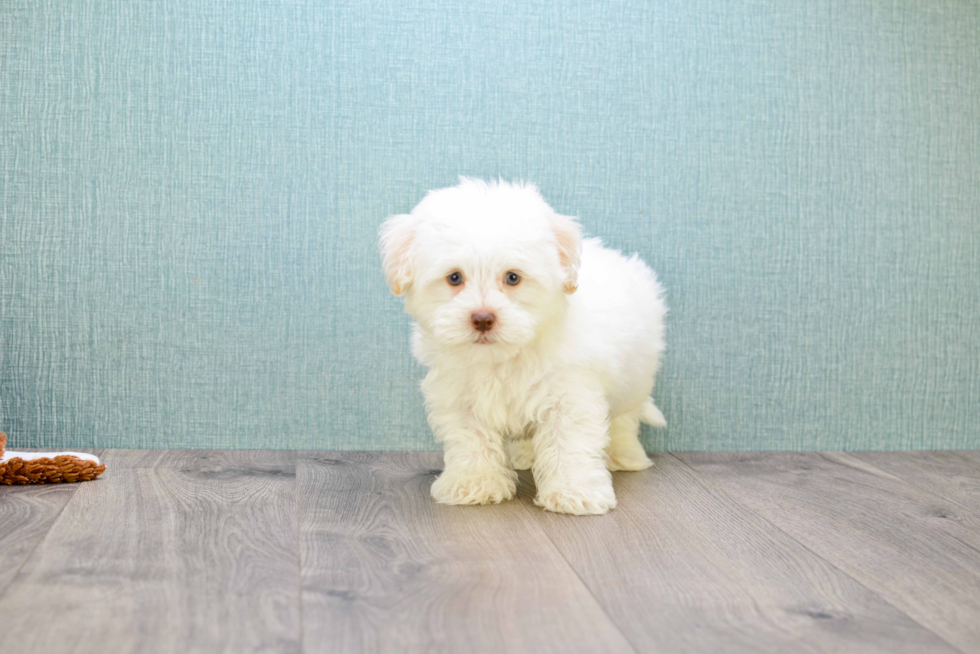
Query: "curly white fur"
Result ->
[[380, 178, 666, 515]]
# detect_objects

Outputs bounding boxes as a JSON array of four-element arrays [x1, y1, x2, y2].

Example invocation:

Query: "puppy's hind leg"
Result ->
[[606, 408, 653, 471]]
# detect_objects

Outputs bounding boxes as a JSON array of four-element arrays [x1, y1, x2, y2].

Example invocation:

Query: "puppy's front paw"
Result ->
[[535, 484, 617, 515], [430, 467, 517, 505]]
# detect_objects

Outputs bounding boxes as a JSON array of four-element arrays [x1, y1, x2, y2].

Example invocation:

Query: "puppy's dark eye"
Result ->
[[447, 272, 464, 286], [505, 271, 521, 286]]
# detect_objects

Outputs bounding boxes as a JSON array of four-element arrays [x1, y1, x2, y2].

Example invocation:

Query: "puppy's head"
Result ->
[[380, 178, 581, 358]]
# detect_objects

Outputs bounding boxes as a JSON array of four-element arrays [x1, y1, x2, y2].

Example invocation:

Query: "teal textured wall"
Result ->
[[1, 0, 978, 451]]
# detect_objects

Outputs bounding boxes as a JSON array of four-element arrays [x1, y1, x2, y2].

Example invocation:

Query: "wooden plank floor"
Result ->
[[677, 452, 980, 653], [0, 450, 977, 653]]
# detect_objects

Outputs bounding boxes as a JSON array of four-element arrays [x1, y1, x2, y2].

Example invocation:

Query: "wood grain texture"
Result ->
[[679, 452, 980, 653], [6, 449, 980, 653], [0, 449, 103, 598], [518, 456, 956, 653], [848, 451, 980, 515], [0, 484, 79, 597], [297, 451, 635, 654], [0, 449, 300, 654]]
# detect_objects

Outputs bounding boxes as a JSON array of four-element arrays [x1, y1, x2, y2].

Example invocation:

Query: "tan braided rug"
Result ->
[[0, 432, 106, 485]]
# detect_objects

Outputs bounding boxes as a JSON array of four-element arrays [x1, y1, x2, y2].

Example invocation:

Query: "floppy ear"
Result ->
[[379, 214, 418, 296], [551, 213, 582, 294]]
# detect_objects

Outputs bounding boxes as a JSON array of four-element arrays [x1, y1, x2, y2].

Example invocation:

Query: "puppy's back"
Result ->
[[562, 238, 666, 414]]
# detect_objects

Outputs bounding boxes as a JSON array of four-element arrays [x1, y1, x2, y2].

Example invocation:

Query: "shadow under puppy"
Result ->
[[380, 178, 666, 515]]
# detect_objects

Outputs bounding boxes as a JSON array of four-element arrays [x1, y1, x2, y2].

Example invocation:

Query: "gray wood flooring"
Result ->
[[1, 450, 978, 653]]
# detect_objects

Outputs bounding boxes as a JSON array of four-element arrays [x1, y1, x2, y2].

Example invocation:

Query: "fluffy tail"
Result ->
[[639, 399, 667, 428]]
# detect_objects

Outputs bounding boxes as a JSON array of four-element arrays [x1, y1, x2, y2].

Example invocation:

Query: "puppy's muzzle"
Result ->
[[471, 311, 496, 332]]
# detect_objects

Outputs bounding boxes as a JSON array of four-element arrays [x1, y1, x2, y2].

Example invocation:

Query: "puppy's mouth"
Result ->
[[474, 333, 497, 345]]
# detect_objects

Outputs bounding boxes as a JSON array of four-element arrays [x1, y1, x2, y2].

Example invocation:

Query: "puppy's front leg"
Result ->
[[428, 409, 517, 505], [532, 379, 616, 515]]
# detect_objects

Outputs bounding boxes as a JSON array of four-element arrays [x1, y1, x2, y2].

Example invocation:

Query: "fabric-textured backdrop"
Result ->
[[2, 1, 978, 450]]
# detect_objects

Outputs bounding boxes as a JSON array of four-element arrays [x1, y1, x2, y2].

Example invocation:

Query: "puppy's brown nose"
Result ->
[[471, 311, 496, 332]]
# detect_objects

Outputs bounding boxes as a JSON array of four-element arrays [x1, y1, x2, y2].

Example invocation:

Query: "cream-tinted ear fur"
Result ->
[[551, 213, 583, 294], [380, 214, 418, 296]]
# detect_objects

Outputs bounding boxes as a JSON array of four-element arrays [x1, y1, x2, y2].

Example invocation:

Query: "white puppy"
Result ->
[[380, 178, 666, 515]]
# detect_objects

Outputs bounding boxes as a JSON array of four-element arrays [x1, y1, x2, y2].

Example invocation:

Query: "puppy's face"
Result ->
[[381, 179, 581, 359]]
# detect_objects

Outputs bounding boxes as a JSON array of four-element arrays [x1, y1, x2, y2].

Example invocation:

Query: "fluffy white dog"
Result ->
[[380, 178, 666, 515]]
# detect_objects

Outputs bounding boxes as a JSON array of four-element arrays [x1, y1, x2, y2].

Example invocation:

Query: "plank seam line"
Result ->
[[833, 452, 980, 522], [0, 482, 82, 601], [515, 481, 642, 654], [822, 454, 980, 560], [667, 453, 970, 654], [295, 451, 305, 654]]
